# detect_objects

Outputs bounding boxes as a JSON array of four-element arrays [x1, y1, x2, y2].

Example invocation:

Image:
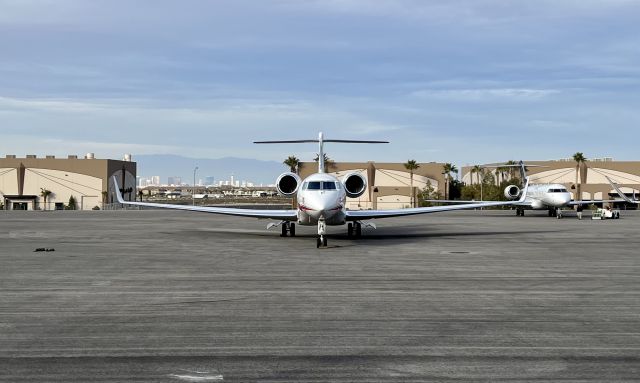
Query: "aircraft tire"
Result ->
[[290, 223, 296, 237], [317, 237, 321, 248], [323, 237, 327, 246], [347, 223, 353, 237], [355, 222, 362, 237], [281, 224, 287, 237]]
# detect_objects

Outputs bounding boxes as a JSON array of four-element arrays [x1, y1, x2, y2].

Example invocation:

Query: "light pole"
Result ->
[[480, 172, 484, 210], [193, 166, 199, 205]]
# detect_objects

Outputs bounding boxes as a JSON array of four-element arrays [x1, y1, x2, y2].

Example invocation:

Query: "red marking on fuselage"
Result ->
[[299, 204, 315, 212]]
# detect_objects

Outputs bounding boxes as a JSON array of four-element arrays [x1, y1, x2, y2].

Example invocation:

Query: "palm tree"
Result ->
[[314, 153, 335, 171], [505, 160, 518, 181], [442, 163, 459, 200], [471, 165, 482, 185], [102, 190, 109, 208], [39, 188, 52, 211], [573, 152, 587, 201], [404, 160, 420, 207], [283, 155, 300, 173]]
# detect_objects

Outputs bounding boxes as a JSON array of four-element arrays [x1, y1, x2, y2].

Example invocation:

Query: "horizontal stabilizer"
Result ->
[[254, 139, 388, 144]]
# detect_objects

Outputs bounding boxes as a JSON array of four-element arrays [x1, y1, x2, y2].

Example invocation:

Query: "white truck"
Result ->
[[591, 207, 620, 220]]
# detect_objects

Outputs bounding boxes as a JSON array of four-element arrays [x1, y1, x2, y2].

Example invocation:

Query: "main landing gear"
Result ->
[[347, 222, 362, 238], [516, 208, 525, 216], [280, 222, 296, 237], [547, 208, 563, 219]]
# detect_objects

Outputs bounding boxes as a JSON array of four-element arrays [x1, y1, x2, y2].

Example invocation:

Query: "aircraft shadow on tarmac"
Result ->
[[173, 227, 558, 246]]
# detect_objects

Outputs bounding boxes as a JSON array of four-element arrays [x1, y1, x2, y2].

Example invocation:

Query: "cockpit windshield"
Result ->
[[303, 181, 340, 190], [548, 188, 568, 193]]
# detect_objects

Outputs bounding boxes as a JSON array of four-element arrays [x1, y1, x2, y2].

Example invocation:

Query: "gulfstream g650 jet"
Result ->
[[113, 132, 526, 247]]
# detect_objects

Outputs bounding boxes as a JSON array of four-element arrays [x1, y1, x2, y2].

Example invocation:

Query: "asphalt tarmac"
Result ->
[[1, 209, 639, 382]]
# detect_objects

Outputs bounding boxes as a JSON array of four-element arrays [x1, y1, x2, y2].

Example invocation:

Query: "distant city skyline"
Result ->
[[137, 174, 262, 188]]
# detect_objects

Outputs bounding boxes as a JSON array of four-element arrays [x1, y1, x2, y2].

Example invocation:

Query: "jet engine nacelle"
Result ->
[[342, 172, 367, 198], [504, 185, 521, 200], [276, 172, 301, 197]]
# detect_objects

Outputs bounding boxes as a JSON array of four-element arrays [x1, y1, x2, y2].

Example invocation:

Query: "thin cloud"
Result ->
[[410, 88, 561, 102]]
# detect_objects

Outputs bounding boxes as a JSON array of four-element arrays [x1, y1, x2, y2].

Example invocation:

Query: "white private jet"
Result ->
[[113, 133, 526, 247], [431, 161, 623, 218]]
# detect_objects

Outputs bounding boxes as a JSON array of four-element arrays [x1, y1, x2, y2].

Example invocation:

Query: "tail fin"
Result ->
[[517, 161, 527, 183], [254, 132, 388, 173], [484, 161, 545, 188], [518, 177, 530, 203]]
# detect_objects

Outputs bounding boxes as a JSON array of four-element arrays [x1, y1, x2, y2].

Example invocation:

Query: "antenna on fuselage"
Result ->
[[253, 132, 389, 173]]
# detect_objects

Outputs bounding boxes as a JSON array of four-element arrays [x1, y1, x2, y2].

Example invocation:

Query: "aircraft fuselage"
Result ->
[[296, 172, 347, 226], [522, 183, 571, 209]]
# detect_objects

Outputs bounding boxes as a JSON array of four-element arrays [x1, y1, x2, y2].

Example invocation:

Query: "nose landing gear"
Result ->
[[317, 220, 328, 248]]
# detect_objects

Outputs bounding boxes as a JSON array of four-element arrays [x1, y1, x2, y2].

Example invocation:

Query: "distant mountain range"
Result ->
[[134, 154, 286, 185]]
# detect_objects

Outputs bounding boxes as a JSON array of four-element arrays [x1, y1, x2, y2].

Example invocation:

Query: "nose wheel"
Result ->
[[317, 235, 328, 248], [317, 220, 328, 248]]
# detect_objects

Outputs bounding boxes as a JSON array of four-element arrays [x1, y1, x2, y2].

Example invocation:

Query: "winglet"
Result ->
[[518, 177, 529, 203], [605, 176, 635, 203], [112, 176, 126, 204]]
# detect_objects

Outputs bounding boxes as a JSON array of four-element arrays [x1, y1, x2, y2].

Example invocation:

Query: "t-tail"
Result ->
[[254, 132, 389, 173]]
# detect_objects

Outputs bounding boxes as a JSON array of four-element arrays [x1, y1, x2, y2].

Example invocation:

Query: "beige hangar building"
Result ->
[[0, 154, 137, 210], [461, 158, 640, 202], [298, 161, 447, 210]]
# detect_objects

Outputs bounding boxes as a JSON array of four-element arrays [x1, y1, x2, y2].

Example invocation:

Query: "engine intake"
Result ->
[[342, 172, 367, 198], [504, 185, 521, 200], [276, 172, 301, 197]]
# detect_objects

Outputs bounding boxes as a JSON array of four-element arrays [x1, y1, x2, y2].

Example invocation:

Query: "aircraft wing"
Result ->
[[566, 199, 626, 206], [422, 199, 480, 203], [112, 177, 298, 220], [605, 176, 639, 204], [346, 178, 529, 220], [345, 200, 519, 220]]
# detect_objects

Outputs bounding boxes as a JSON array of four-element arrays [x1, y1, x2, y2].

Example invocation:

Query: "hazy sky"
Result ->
[[1, 0, 640, 165]]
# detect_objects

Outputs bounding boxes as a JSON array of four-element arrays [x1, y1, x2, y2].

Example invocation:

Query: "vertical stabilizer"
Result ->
[[318, 132, 325, 173], [518, 161, 527, 186]]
